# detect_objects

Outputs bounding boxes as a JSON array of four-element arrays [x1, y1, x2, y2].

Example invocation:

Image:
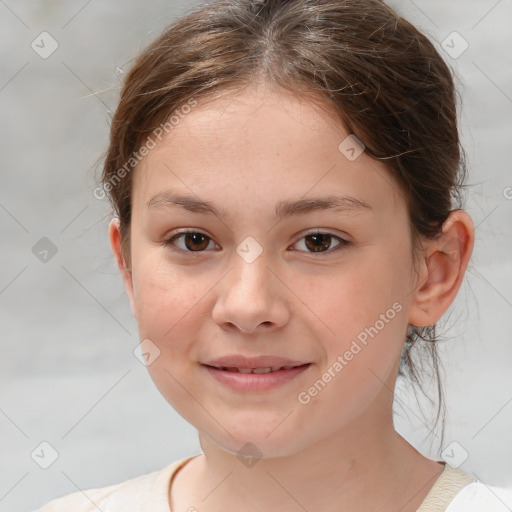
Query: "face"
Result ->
[[116, 84, 422, 458]]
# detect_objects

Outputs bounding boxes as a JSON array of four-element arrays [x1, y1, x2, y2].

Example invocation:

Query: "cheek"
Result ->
[[130, 252, 219, 382], [303, 253, 407, 331], [130, 259, 210, 417], [296, 268, 407, 426], [304, 249, 410, 372], [131, 251, 205, 337]]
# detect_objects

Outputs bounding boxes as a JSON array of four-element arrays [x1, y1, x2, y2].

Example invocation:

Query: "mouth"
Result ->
[[204, 364, 307, 374], [201, 362, 312, 391]]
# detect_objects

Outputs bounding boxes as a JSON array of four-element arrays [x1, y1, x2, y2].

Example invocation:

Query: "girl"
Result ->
[[36, 0, 511, 510]]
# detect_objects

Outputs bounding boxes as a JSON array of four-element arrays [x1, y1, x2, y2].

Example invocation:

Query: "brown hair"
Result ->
[[100, 0, 468, 449]]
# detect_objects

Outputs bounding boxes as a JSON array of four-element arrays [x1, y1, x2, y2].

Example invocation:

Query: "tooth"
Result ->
[[252, 367, 272, 373], [271, 366, 283, 371], [238, 368, 252, 374]]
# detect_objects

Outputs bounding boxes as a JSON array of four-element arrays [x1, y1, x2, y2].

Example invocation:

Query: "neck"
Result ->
[[176, 404, 442, 512]]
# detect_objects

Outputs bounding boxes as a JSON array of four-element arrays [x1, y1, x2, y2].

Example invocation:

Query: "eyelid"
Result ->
[[294, 228, 350, 242]]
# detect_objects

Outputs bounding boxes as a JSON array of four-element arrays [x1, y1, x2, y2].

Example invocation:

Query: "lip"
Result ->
[[201, 355, 311, 392], [203, 355, 310, 369]]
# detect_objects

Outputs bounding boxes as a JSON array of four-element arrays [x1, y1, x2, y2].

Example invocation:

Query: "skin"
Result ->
[[109, 82, 474, 512]]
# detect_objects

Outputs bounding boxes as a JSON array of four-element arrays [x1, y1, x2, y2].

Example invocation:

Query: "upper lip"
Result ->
[[202, 355, 310, 369]]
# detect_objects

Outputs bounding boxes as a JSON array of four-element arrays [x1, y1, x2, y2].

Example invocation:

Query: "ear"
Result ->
[[108, 218, 137, 318], [408, 210, 474, 327]]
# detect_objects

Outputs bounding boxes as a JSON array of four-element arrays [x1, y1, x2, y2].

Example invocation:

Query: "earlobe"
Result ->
[[408, 210, 474, 327], [108, 218, 137, 318]]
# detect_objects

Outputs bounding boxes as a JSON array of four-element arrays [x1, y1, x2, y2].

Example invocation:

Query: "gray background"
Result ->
[[0, 1, 511, 511]]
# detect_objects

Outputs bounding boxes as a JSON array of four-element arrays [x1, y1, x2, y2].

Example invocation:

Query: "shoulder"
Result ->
[[446, 481, 512, 512], [34, 457, 194, 512]]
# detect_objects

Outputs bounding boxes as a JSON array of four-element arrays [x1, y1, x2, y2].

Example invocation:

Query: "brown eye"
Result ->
[[165, 231, 216, 252], [305, 233, 332, 252], [293, 232, 348, 254]]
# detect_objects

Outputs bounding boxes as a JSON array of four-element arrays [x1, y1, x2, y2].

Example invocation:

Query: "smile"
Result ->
[[202, 363, 311, 391], [211, 365, 300, 374]]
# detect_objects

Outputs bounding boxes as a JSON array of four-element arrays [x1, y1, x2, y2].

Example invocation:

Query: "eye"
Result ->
[[291, 230, 349, 254], [163, 229, 349, 255], [164, 230, 219, 253]]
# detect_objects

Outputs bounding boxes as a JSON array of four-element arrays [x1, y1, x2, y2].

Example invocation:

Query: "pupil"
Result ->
[[185, 233, 209, 251], [305, 234, 331, 252]]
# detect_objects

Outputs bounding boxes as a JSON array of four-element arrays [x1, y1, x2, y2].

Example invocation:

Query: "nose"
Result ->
[[211, 249, 290, 334]]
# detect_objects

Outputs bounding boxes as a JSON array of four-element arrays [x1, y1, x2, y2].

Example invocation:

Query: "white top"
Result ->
[[34, 455, 512, 511], [445, 481, 512, 512]]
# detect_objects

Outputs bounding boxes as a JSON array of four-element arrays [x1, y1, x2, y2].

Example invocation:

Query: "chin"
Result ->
[[205, 425, 312, 461]]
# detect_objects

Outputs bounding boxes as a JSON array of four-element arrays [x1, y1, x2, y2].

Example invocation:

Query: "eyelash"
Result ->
[[163, 229, 350, 256]]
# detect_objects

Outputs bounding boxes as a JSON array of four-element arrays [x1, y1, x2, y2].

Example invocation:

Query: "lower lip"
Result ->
[[202, 364, 311, 391]]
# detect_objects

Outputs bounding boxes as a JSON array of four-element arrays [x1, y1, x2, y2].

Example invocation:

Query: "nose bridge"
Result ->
[[212, 240, 289, 332], [229, 242, 274, 302]]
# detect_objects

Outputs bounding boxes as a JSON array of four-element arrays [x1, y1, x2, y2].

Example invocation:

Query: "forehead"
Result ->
[[132, 84, 406, 219]]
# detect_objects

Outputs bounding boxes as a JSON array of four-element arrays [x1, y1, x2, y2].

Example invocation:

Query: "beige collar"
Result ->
[[417, 463, 475, 511]]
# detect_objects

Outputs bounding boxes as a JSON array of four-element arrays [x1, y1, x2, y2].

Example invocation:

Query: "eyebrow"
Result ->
[[146, 190, 373, 220]]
